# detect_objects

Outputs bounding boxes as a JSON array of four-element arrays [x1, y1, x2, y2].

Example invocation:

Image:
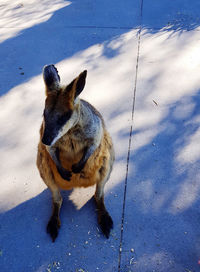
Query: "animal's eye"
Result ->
[[57, 111, 72, 127]]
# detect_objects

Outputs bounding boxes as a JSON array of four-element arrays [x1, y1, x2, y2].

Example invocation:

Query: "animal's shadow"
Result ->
[[0, 187, 120, 272]]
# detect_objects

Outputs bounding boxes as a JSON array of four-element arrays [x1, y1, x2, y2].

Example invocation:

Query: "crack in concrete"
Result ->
[[117, 0, 143, 271]]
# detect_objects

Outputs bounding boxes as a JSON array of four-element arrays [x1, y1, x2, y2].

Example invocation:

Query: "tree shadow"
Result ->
[[1, 0, 200, 95], [1, 1, 200, 272], [120, 90, 200, 271], [142, 0, 200, 33], [0, 0, 140, 96]]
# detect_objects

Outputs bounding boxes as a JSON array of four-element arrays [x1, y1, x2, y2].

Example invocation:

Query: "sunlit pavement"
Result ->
[[1, 1, 200, 271]]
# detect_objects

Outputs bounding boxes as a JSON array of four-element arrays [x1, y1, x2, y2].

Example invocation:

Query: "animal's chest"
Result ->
[[58, 137, 85, 165]]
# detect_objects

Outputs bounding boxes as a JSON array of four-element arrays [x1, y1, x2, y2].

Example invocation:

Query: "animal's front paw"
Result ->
[[71, 162, 84, 173], [58, 167, 71, 181]]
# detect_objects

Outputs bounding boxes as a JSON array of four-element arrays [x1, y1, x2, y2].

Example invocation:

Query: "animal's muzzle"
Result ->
[[41, 129, 56, 146], [41, 135, 53, 146]]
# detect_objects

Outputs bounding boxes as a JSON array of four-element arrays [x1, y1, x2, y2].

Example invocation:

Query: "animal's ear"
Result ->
[[43, 65, 60, 94], [65, 70, 87, 99], [75, 70, 87, 97]]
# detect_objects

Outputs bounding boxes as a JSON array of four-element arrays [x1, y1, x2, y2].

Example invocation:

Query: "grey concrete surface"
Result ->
[[0, 1, 200, 271]]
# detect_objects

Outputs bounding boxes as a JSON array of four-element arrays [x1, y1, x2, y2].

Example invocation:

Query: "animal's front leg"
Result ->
[[56, 164, 72, 181], [72, 145, 96, 173], [47, 146, 71, 181]]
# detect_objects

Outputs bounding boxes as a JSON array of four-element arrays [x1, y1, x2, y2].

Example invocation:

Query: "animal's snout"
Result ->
[[41, 135, 52, 146], [41, 129, 56, 146]]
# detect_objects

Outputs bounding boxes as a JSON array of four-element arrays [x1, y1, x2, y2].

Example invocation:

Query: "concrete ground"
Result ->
[[1, 0, 200, 271]]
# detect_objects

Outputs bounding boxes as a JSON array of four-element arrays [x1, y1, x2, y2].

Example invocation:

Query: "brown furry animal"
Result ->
[[37, 65, 115, 242]]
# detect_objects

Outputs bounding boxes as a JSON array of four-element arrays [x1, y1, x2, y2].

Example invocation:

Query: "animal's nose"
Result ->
[[41, 136, 52, 146], [41, 131, 54, 146]]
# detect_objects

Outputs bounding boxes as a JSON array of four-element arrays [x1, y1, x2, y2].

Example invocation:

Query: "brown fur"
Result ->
[[45, 87, 75, 114], [37, 124, 113, 191], [36, 66, 114, 241]]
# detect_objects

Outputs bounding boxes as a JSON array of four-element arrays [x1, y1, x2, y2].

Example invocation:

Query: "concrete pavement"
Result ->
[[1, 1, 200, 271]]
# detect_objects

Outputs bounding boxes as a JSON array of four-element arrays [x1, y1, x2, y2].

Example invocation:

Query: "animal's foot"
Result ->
[[98, 211, 113, 239], [47, 216, 61, 242], [58, 167, 71, 181]]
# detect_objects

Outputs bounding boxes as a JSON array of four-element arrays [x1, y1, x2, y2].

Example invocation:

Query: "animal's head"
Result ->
[[41, 64, 87, 146]]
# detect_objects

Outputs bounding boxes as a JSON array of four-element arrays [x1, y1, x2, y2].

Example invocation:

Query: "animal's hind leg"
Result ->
[[47, 184, 63, 242], [94, 163, 113, 238]]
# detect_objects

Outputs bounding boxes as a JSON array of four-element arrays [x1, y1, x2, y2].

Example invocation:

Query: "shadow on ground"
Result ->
[[1, 1, 200, 272], [0, 0, 139, 96], [120, 91, 200, 271], [0, 188, 121, 272], [1, 0, 200, 95]]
